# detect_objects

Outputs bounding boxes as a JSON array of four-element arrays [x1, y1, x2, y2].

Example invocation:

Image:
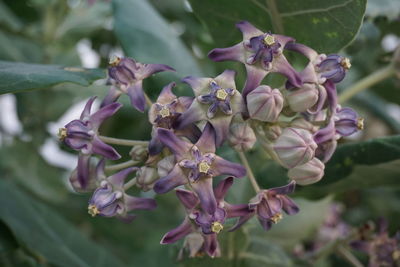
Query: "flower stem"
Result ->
[[144, 93, 153, 108], [237, 151, 261, 192], [99, 136, 149, 146], [124, 178, 137, 190], [336, 245, 364, 267], [266, 0, 284, 34], [339, 64, 395, 103], [105, 160, 139, 172]]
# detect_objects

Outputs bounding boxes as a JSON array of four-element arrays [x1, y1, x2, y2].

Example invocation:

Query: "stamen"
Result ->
[[340, 57, 351, 70], [88, 204, 99, 217], [109, 55, 121, 66], [263, 34, 275, 46], [198, 161, 211, 174], [216, 89, 228, 101], [271, 212, 283, 224], [357, 117, 364, 130], [211, 221, 224, 234], [158, 106, 170, 118], [58, 127, 67, 141]]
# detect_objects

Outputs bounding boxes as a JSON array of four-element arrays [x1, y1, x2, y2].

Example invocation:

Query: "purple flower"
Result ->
[[88, 166, 157, 221], [148, 82, 200, 155], [208, 21, 302, 97], [59, 97, 121, 188], [232, 181, 299, 231], [153, 123, 246, 214], [316, 54, 351, 84], [246, 85, 284, 122], [334, 107, 364, 136], [177, 70, 244, 146], [160, 177, 249, 258], [105, 56, 175, 112]]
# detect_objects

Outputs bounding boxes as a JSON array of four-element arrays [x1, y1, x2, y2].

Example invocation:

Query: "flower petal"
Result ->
[[191, 178, 217, 215], [272, 55, 302, 88], [182, 76, 212, 95], [195, 123, 216, 153], [269, 180, 296, 195], [284, 42, 319, 61], [100, 86, 122, 108], [214, 177, 234, 202], [157, 128, 191, 160], [124, 194, 157, 211], [90, 102, 122, 129], [203, 234, 220, 258], [175, 101, 206, 130], [176, 189, 199, 210], [77, 153, 91, 189], [236, 21, 264, 40], [157, 82, 177, 103], [80, 96, 96, 120], [160, 218, 193, 244], [212, 156, 246, 178], [208, 44, 244, 63], [153, 164, 187, 194], [139, 63, 175, 79], [127, 80, 146, 112], [243, 65, 268, 98], [281, 196, 299, 215], [91, 135, 121, 160], [108, 167, 137, 187]]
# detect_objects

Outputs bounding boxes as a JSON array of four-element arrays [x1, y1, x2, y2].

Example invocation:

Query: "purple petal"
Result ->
[[191, 178, 217, 215], [90, 102, 122, 129], [125, 195, 157, 211], [140, 63, 175, 79], [175, 101, 206, 130], [214, 177, 234, 202], [258, 218, 273, 231], [182, 76, 212, 94], [210, 116, 231, 147], [225, 203, 252, 218], [215, 69, 237, 90], [203, 234, 220, 258], [175, 123, 201, 144], [315, 139, 337, 163], [313, 119, 336, 144], [157, 82, 177, 103], [281, 196, 299, 215], [284, 42, 319, 61], [269, 181, 296, 195], [350, 240, 371, 253], [229, 212, 254, 232], [160, 218, 193, 244], [77, 153, 91, 189], [208, 44, 244, 63], [272, 55, 302, 88], [153, 164, 187, 194], [176, 189, 199, 210], [324, 80, 338, 113], [236, 21, 264, 40], [100, 86, 122, 108], [91, 135, 121, 160], [243, 65, 267, 98], [80, 97, 96, 120], [157, 128, 191, 159], [195, 123, 216, 153], [108, 167, 137, 187], [127, 80, 146, 112], [148, 133, 164, 156], [212, 156, 246, 178]]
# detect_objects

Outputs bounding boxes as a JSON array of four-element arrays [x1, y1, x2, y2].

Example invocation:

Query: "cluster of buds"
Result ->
[[59, 21, 362, 258]]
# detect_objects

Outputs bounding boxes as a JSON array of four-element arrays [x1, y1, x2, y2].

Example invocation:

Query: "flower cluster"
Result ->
[[59, 21, 362, 258]]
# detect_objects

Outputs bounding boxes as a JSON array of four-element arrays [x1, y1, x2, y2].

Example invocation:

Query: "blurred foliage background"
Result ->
[[0, 0, 399, 266]]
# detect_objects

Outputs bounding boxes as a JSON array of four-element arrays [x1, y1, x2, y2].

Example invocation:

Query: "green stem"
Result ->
[[336, 246, 364, 267], [266, 0, 284, 34], [339, 65, 395, 103], [124, 178, 137, 190], [237, 151, 260, 192], [98, 136, 148, 146], [105, 160, 139, 172]]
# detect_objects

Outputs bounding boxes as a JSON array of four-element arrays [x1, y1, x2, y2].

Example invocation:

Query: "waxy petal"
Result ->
[[236, 21, 264, 40], [214, 177, 234, 202], [107, 167, 137, 187], [281, 196, 299, 215], [182, 76, 212, 95], [213, 156, 246, 178], [157, 82, 177, 104], [125, 195, 157, 211], [101, 86, 122, 108], [139, 63, 175, 80], [284, 42, 319, 61], [160, 218, 193, 244], [243, 65, 268, 98], [191, 178, 217, 215], [203, 234, 220, 258], [208, 44, 244, 63], [91, 135, 121, 160], [77, 153, 91, 189], [214, 69, 237, 90], [176, 189, 199, 210], [195, 123, 216, 154], [157, 128, 191, 160], [269, 180, 296, 195], [80, 96, 96, 120], [153, 164, 187, 194], [127, 80, 146, 112], [90, 102, 122, 129]]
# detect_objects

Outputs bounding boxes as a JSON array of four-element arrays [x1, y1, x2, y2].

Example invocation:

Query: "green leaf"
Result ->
[[0, 1, 23, 32], [0, 60, 105, 95], [0, 180, 124, 267], [189, 0, 367, 53], [112, 0, 203, 76]]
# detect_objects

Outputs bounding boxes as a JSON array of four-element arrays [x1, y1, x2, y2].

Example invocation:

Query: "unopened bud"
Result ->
[[129, 145, 148, 161], [247, 85, 283, 122], [264, 124, 282, 141], [286, 83, 319, 112], [136, 166, 159, 191], [228, 122, 256, 151], [290, 118, 317, 133], [273, 128, 317, 168], [288, 158, 325, 185], [157, 155, 175, 177]]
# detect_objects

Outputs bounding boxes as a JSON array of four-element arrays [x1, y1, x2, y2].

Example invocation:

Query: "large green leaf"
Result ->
[[189, 0, 366, 53], [0, 61, 104, 94], [112, 0, 202, 76], [0, 180, 124, 267]]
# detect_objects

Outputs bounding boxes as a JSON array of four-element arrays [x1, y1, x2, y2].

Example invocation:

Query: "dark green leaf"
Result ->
[[189, 0, 366, 53], [0, 60, 105, 94], [0, 180, 124, 267], [112, 0, 202, 76], [0, 1, 23, 32]]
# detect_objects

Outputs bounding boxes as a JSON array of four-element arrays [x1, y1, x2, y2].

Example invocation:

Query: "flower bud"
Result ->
[[290, 118, 317, 133], [129, 145, 148, 161], [263, 124, 282, 141], [286, 83, 319, 112], [273, 127, 317, 168], [288, 158, 325, 185], [228, 122, 256, 151], [247, 85, 283, 122], [316, 54, 350, 83], [136, 166, 159, 191], [157, 155, 175, 177]]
